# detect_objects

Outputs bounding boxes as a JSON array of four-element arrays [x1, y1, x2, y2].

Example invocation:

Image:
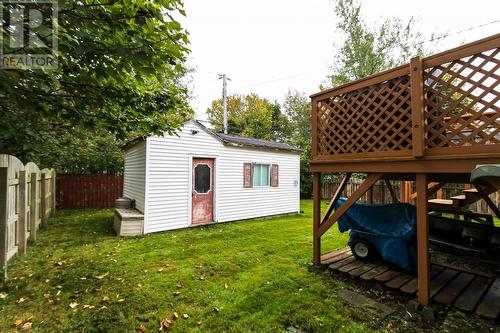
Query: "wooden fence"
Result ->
[[0, 154, 55, 285], [57, 173, 123, 209], [322, 178, 499, 215]]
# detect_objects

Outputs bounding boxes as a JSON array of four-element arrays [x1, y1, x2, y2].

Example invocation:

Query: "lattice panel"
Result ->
[[424, 47, 500, 148], [316, 76, 412, 156]]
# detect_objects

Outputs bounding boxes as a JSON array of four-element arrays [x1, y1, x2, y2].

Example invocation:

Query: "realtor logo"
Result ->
[[0, 0, 58, 69]]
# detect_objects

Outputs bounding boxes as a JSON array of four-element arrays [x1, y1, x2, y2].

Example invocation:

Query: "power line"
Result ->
[[419, 19, 500, 45], [207, 19, 500, 95], [234, 72, 318, 90]]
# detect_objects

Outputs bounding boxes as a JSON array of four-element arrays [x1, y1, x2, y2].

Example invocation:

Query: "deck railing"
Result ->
[[311, 34, 500, 163]]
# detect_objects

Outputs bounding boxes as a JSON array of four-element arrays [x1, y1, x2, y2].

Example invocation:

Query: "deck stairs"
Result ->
[[428, 183, 498, 215]]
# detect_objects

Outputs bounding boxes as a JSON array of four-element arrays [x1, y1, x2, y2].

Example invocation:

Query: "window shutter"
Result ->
[[271, 164, 279, 187], [243, 163, 253, 188]]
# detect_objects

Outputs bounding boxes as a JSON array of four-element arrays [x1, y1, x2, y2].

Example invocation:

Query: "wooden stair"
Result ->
[[428, 184, 497, 215]]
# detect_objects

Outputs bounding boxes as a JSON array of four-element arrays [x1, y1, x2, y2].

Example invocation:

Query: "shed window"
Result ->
[[194, 164, 211, 193], [253, 164, 270, 187]]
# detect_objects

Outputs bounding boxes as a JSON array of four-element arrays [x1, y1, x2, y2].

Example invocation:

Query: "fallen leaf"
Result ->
[[182, 313, 189, 319], [28, 273, 34, 278], [21, 322, 32, 331], [95, 272, 109, 280], [55, 261, 63, 266], [99, 306, 107, 310], [199, 274, 205, 280], [102, 296, 110, 302], [158, 318, 172, 330], [143, 269, 148, 273], [157, 268, 164, 273], [172, 291, 180, 296], [176, 283, 183, 289], [12, 319, 23, 327], [136, 324, 146, 333], [55, 285, 63, 289], [83, 304, 95, 309], [172, 312, 179, 319], [137, 283, 143, 288], [197, 321, 202, 325], [69, 302, 78, 309], [16, 297, 28, 304], [56, 290, 61, 296], [0, 292, 7, 299], [117, 299, 125, 302], [224, 283, 228, 290], [213, 307, 220, 312]]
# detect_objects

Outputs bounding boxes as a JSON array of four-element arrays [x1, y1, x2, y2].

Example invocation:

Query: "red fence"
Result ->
[[57, 174, 123, 209]]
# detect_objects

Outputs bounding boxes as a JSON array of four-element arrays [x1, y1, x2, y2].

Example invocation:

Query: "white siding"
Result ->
[[123, 141, 146, 213], [144, 121, 300, 234]]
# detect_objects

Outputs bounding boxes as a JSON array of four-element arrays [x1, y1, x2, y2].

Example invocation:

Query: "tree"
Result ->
[[39, 128, 125, 174], [283, 91, 313, 197], [326, 0, 427, 88], [0, 0, 192, 167], [206, 93, 290, 142]]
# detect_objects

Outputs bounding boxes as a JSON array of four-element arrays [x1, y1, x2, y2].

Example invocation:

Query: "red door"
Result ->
[[192, 158, 214, 224]]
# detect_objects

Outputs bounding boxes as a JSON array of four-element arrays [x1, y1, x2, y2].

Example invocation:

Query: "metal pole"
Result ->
[[222, 74, 228, 134]]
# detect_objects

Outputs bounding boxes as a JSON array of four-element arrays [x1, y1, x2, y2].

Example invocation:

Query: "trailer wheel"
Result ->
[[351, 239, 375, 260]]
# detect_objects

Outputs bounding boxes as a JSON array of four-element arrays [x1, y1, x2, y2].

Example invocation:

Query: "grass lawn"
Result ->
[[0, 201, 496, 332]]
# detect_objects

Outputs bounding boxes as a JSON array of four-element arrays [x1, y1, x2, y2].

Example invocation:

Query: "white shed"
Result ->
[[115, 120, 301, 236]]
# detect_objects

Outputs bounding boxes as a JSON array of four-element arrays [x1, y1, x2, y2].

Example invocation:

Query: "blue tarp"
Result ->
[[334, 198, 417, 273]]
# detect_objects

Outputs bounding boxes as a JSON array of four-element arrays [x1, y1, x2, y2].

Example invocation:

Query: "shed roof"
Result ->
[[193, 120, 302, 153], [123, 120, 302, 154]]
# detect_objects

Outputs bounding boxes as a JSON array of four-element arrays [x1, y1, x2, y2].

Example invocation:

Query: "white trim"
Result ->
[[143, 138, 150, 234], [188, 154, 219, 227], [296, 155, 301, 213]]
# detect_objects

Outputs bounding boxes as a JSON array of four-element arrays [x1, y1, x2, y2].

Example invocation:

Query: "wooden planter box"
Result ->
[[114, 208, 144, 236]]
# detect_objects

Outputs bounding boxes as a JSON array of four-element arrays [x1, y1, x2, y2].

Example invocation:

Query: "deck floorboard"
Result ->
[[475, 278, 500, 319], [321, 248, 499, 320]]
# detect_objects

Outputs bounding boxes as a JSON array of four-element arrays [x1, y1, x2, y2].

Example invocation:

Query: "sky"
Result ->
[[180, 0, 500, 120]]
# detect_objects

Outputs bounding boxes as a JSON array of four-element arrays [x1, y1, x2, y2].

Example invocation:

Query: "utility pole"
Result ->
[[218, 74, 230, 134]]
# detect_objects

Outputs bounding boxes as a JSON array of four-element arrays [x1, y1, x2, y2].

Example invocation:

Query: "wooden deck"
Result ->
[[310, 34, 500, 305], [310, 34, 500, 174], [321, 248, 500, 320]]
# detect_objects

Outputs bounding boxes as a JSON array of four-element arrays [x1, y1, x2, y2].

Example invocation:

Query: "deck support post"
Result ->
[[322, 173, 351, 224], [416, 173, 430, 305], [313, 172, 322, 265], [411, 56, 425, 158], [473, 181, 500, 219], [320, 173, 382, 236], [384, 179, 398, 203], [367, 186, 373, 204]]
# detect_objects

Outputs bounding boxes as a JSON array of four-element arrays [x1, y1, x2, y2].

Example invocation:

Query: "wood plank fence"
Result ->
[[56, 174, 123, 209], [0, 154, 55, 286], [322, 178, 499, 215]]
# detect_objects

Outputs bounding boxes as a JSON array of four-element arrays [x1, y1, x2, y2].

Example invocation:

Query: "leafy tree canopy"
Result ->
[[206, 93, 291, 142], [0, 0, 193, 169], [283, 90, 312, 198], [326, 0, 427, 88]]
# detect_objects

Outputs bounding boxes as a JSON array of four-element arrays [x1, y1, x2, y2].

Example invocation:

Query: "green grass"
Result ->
[[0, 201, 496, 332], [442, 213, 500, 227]]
